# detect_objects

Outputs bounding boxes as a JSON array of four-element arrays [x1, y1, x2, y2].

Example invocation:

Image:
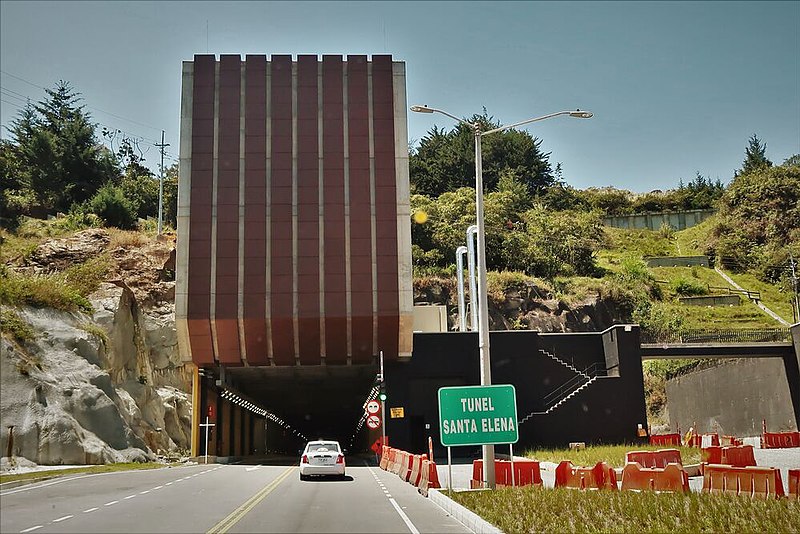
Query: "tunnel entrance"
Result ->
[[198, 364, 381, 457]]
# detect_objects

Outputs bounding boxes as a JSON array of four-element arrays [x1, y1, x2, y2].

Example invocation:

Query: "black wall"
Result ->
[[384, 326, 647, 457]]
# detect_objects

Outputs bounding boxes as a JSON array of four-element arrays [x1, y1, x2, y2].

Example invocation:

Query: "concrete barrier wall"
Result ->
[[666, 358, 798, 436], [603, 209, 715, 231], [679, 295, 740, 307]]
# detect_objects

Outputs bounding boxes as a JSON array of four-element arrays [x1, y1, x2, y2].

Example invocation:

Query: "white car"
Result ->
[[299, 440, 346, 480]]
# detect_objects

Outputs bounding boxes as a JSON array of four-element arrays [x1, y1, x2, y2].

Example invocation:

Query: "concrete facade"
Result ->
[[176, 55, 413, 367], [603, 209, 715, 231], [666, 358, 798, 435]]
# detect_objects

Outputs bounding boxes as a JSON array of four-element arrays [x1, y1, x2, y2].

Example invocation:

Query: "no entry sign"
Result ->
[[366, 400, 381, 415], [366, 414, 381, 429]]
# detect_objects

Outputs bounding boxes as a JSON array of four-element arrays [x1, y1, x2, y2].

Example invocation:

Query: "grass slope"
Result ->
[[451, 486, 800, 533]]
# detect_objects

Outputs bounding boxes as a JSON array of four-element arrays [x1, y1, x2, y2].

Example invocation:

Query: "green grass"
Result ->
[[0, 267, 94, 313], [523, 444, 701, 468], [450, 485, 800, 533], [721, 270, 794, 324], [0, 462, 176, 484], [674, 216, 717, 256], [0, 308, 35, 343], [596, 227, 677, 272]]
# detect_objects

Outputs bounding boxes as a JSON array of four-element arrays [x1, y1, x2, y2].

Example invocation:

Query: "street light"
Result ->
[[410, 104, 592, 488]]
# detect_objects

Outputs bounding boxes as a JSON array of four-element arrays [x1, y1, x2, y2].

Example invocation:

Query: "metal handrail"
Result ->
[[541, 362, 606, 407]]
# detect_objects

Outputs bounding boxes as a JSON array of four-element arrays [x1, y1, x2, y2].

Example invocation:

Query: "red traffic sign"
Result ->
[[370, 436, 387, 454], [366, 400, 381, 415], [207, 405, 216, 419], [366, 414, 381, 429]]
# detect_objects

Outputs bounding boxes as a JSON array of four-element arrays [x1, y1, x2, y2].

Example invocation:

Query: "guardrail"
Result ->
[[654, 280, 761, 301], [541, 361, 606, 411], [641, 328, 791, 344]]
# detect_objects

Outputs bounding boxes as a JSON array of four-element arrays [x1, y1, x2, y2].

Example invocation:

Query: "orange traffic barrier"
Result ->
[[789, 469, 799, 500], [687, 433, 720, 448], [402, 452, 415, 482], [409, 454, 426, 486], [701, 446, 723, 465], [649, 433, 681, 447], [417, 459, 441, 496], [626, 449, 682, 468], [379, 446, 389, 470], [555, 461, 618, 490], [723, 445, 757, 467], [721, 435, 743, 446], [702, 464, 785, 498], [621, 462, 689, 493], [762, 431, 800, 449], [470, 459, 543, 488]]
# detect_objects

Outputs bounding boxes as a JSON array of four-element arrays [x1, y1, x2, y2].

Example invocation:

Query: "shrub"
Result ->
[[0, 266, 93, 313], [0, 308, 35, 343], [670, 277, 707, 296], [85, 183, 137, 229]]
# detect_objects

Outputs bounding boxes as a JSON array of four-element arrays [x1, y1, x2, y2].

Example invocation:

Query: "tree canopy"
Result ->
[[409, 111, 554, 198]]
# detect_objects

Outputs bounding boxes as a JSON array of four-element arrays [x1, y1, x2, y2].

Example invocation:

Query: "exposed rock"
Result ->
[[21, 229, 110, 273], [1, 230, 191, 466]]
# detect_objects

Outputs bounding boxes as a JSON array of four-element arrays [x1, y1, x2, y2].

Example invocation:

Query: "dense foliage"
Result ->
[[0, 81, 174, 230]]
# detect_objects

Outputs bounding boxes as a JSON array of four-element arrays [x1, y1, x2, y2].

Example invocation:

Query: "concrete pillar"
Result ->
[[191, 365, 200, 457]]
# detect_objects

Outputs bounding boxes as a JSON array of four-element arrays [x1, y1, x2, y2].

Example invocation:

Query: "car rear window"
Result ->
[[306, 442, 340, 453]]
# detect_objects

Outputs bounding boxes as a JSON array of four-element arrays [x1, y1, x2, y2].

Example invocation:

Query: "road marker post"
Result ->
[[200, 416, 216, 464]]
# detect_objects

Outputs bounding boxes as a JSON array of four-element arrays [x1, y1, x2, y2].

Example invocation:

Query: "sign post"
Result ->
[[438, 384, 518, 488], [199, 416, 215, 464]]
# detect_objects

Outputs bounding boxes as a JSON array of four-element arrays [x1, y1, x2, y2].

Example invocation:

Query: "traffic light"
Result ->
[[378, 383, 387, 402]]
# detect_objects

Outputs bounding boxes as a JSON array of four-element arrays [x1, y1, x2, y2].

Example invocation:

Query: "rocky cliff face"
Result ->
[[1, 229, 191, 466], [414, 277, 625, 332]]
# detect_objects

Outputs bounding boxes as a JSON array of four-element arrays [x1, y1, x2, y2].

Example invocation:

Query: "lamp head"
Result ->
[[410, 105, 434, 113], [569, 109, 593, 118]]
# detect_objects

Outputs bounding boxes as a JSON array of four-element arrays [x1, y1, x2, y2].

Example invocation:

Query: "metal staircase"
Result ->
[[518, 350, 606, 424]]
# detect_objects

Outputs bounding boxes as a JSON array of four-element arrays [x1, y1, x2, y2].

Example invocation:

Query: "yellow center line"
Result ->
[[207, 466, 296, 534]]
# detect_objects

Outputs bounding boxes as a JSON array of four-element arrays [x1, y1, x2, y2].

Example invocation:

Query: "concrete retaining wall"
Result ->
[[603, 209, 715, 231], [679, 295, 740, 307], [666, 358, 798, 435]]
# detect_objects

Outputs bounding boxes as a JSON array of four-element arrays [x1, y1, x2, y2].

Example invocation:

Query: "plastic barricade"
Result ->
[[402, 452, 414, 482], [701, 446, 723, 465], [555, 461, 618, 490], [721, 435, 743, 447], [649, 433, 681, 447], [379, 446, 389, 470], [626, 449, 682, 469], [621, 462, 689, 493], [393, 450, 406, 476], [723, 445, 756, 467], [409, 454, 426, 486], [762, 431, 800, 449], [789, 469, 799, 500], [688, 433, 720, 448], [417, 459, 441, 497], [470, 459, 543, 488], [702, 464, 785, 498]]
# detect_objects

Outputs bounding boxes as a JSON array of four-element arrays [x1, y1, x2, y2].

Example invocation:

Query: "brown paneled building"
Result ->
[[176, 54, 413, 369]]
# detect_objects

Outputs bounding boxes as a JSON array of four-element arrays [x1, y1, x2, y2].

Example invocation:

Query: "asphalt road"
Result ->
[[0, 459, 470, 534]]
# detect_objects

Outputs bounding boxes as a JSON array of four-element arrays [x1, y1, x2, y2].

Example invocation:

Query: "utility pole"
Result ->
[[154, 130, 170, 236], [790, 253, 799, 323]]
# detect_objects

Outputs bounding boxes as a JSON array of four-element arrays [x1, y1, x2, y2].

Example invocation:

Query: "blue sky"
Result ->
[[1, 1, 797, 192]]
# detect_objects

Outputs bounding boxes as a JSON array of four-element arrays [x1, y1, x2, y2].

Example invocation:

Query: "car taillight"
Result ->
[[336, 455, 344, 464], [302, 455, 308, 463]]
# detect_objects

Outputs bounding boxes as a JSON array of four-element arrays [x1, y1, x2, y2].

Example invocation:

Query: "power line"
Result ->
[[1, 69, 163, 132]]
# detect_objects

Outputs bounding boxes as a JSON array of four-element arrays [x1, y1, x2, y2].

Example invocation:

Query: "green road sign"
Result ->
[[438, 385, 518, 447]]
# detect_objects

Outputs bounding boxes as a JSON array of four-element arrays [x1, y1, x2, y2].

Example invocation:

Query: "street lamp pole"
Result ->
[[410, 105, 592, 489]]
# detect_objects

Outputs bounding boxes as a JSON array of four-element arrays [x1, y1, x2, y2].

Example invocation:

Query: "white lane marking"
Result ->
[[124, 495, 136, 499], [165, 482, 173, 486], [52, 515, 73, 523], [139, 490, 150, 495], [389, 497, 420, 534], [104, 500, 119, 506], [83, 507, 98, 513], [245, 466, 260, 472], [153, 485, 163, 490], [20, 526, 43, 533]]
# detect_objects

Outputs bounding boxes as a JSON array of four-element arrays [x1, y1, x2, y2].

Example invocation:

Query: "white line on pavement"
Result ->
[[389, 498, 420, 534], [83, 507, 98, 513], [140, 490, 150, 494], [20, 526, 43, 533], [52, 515, 73, 523], [165, 482, 173, 485], [153, 486, 163, 490], [104, 500, 118, 506], [124, 495, 136, 499]]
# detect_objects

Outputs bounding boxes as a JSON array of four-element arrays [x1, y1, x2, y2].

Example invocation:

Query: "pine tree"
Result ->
[[737, 134, 772, 176]]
